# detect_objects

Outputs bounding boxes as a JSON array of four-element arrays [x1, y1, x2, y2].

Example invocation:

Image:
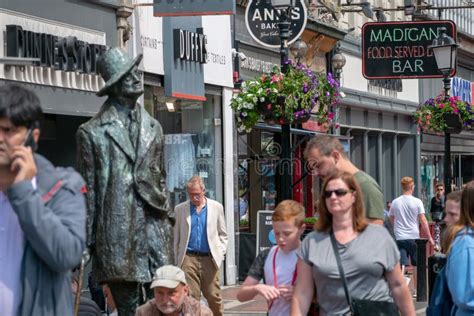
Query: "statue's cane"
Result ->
[[74, 250, 90, 316]]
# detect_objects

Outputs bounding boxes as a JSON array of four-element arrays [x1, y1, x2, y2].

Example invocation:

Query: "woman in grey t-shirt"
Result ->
[[291, 172, 415, 316]]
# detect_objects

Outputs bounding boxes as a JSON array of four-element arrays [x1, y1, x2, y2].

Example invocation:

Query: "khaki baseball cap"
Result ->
[[150, 265, 187, 289]]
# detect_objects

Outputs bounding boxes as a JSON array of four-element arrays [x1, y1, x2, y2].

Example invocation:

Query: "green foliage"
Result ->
[[304, 217, 317, 225], [239, 218, 249, 226]]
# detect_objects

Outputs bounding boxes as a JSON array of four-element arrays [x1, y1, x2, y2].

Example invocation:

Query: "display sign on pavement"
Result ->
[[245, 0, 307, 48], [362, 20, 456, 79], [256, 210, 276, 254]]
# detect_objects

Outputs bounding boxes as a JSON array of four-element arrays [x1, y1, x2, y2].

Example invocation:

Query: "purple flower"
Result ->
[[303, 83, 308, 93]]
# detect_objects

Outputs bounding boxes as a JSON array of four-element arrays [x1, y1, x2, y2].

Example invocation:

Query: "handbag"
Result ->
[[329, 230, 399, 316], [426, 265, 454, 316]]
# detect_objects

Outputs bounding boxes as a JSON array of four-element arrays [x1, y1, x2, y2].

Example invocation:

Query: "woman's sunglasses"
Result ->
[[324, 189, 352, 198]]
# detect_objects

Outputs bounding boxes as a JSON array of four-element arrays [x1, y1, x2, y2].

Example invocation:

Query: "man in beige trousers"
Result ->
[[174, 176, 228, 316]]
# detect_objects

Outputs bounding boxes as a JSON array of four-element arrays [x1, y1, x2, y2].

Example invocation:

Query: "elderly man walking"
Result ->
[[174, 176, 228, 316]]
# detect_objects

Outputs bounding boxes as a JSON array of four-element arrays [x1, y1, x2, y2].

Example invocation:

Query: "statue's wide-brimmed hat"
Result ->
[[97, 47, 143, 97]]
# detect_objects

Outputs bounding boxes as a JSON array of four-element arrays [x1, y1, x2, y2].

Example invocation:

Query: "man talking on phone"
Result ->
[[0, 84, 87, 316]]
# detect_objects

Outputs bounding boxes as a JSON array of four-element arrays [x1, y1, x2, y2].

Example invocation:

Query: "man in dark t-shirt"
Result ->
[[430, 184, 445, 221]]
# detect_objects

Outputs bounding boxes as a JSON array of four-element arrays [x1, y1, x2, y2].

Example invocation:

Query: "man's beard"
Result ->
[[157, 302, 181, 314]]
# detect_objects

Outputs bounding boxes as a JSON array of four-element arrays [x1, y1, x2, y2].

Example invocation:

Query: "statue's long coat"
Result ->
[[76, 99, 174, 283]]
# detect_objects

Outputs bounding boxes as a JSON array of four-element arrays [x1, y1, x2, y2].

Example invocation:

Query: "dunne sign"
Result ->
[[245, 0, 307, 49], [362, 20, 456, 79]]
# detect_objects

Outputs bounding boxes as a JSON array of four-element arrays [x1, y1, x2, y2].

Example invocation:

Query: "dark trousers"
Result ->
[[108, 281, 152, 316]]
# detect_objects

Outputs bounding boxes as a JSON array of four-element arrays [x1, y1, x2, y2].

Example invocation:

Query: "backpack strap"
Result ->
[[41, 180, 64, 203]]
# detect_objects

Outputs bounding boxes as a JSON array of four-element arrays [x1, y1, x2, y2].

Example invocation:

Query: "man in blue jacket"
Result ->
[[0, 84, 86, 316]]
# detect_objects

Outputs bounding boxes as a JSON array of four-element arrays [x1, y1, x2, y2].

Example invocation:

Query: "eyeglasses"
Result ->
[[323, 189, 352, 198]]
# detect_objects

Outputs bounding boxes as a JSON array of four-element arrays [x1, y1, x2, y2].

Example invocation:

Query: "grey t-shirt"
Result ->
[[297, 224, 400, 316]]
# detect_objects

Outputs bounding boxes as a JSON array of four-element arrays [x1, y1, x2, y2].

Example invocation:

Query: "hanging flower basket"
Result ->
[[258, 96, 312, 125], [230, 61, 340, 133], [413, 95, 473, 134], [443, 112, 463, 133]]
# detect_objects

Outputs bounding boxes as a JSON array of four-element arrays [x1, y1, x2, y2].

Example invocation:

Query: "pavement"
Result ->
[[221, 285, 429, 315]]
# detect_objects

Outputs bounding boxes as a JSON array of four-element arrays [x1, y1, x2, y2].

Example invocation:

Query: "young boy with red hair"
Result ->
[[237, 200, 305, 316]]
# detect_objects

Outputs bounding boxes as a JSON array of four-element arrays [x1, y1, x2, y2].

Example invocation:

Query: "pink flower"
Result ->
[[266, 104, 272, 110], [328, 112, 335, 120], [439, 103, 444, 109], [271, 75, 279, 83]]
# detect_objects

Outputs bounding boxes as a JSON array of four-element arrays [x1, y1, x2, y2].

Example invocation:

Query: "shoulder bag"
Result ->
[[329, 230, 399, 316]]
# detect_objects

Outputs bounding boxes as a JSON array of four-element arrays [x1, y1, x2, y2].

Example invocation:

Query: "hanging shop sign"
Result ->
[[173, 28, 208, 64], [245, 0, 307, 48], [135, 1, 164, 75], [0, 9, 106, 92], [202, 16, 233, 88], [163, 16, 206, 101], [362, 20, 456, 79], [154, 0, 235, 17]]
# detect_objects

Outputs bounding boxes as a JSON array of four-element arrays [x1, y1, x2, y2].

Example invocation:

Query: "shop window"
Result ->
[[144, 85, 223, 209]]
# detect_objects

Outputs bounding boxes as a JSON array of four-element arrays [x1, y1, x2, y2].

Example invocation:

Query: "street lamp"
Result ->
[[330, 44, 346, 135], [271, 0, 295, 201], [290, 39, 308, 64], [428, 27, 458, 195]]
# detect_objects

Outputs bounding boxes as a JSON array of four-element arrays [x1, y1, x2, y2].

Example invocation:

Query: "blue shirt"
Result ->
[[187, 203, 210, 253], [446, 227, 474, 316]]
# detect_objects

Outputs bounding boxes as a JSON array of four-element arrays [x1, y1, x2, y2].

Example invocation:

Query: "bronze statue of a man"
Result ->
[[76, 48, 174, 315]]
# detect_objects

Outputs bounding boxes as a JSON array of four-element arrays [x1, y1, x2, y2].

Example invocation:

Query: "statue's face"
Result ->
[[117, 66, 144, 99]]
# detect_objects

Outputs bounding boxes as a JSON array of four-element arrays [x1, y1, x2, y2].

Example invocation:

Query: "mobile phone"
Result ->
[[23, 128, 38, 151]]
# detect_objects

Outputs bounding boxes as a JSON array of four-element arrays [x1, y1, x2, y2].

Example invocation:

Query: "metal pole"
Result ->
[[415, 239, 428, 302], [278, 7, 292, 201], [443, 74, 452, 195]]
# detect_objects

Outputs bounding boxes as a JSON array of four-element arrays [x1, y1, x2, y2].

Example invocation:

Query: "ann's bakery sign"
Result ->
[[0, 9, 107, 92]]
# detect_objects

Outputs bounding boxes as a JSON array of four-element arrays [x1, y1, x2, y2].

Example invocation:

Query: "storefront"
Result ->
[[0, 3, 118, 167], [419, 73, 474, 208], [132, 3, 237, 284], [339, 37, 421, 203]]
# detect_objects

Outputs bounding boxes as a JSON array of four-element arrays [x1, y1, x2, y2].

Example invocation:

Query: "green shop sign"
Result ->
[[362, 20, 456, 79]]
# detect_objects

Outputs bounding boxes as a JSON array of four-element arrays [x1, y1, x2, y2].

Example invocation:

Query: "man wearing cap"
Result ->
[[135, 265, 212, 316], [77, 48, 174, 315]]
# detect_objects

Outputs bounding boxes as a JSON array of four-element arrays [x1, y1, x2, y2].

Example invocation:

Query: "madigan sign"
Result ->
[[362, 20, 456, 79]]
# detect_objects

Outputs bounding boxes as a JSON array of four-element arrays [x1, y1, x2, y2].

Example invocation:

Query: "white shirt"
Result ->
[[0, 179, 35, 316], [389, 194, 425, 240], [263, 246, 298, 316]]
